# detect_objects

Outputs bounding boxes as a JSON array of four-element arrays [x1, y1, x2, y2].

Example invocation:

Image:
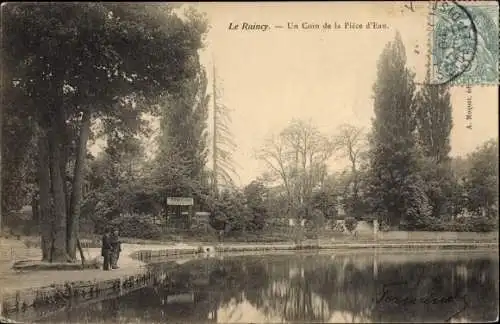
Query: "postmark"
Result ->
[[429, 1, 499, 86]]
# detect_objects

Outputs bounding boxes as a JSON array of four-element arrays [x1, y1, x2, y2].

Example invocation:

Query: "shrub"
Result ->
[[109, 214, 162, 240], [344, 217, 358, 233], [468, 216, 498, 232], [311, 209, 326, 228], [430, 216, 497, 233]]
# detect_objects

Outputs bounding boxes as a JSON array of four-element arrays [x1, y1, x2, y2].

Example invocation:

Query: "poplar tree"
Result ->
[[366, 32, 431, 228], [415, 83, 454, 219], [415, 84, 453, 164]]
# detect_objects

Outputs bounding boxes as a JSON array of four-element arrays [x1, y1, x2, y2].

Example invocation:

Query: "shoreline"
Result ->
[[1, 240, 498, 322]]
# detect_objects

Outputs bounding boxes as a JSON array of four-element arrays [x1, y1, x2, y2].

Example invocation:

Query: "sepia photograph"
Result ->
[[0, 1, 498, 323]]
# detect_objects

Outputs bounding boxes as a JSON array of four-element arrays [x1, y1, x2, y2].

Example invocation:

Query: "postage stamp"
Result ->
[[429, 1, 499, 86]]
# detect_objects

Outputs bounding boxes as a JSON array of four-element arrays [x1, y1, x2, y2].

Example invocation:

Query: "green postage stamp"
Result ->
[[430, 1, 499, 86]]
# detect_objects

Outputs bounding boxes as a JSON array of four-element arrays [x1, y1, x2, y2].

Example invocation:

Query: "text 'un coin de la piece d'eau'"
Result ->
[[228, 21, 388, 31]]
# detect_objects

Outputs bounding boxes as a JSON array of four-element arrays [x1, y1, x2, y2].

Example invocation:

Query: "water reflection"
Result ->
[[31, 251, 499, 323]]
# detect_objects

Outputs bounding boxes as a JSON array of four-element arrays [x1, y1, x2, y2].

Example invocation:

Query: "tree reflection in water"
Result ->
[[34, 251, 498, 323]]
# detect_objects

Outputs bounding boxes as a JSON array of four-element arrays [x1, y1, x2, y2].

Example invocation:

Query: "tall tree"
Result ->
[[464, 139, 499, 218], [257, 119, 334, 221], [332, 124, 367, 218], [243, 180, 269, 230], [2, 3, 207, 261], [159, 66, 210, 190], [414, 83, 454, 219], [211, 63, 237, 194], [415, 84, 453, 164], [366, 32, 431, 228]]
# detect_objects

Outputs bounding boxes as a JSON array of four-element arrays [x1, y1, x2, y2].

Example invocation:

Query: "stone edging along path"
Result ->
[[1, 241, 498, 322]]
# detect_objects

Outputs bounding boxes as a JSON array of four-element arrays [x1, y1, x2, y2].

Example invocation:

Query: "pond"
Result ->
[[25, 250, 500, 323]]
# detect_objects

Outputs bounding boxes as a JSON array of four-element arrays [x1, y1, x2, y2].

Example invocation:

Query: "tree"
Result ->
[[344, 217, 358, 234], [311, 188, 338, 220], [464, 139, 498, 218], [210, 188, 250, 234], [148, 137, 208, 216], [332, 124, 367, 218], [159, 67, 210, 184], [211, 64, 238, 194], [82, 135, 161, 235], [2, 3, 207, 261], [415, 84, 453, 164], [448, 156, 470, 217], [243, 180, 269, 230], [157, 65, 211, 213], [414, 83, 454, 221], [257, 119, 334, 222], [1, 92, 37, 215], [418, 157, 456, 220], [365, 32, 431, 228]]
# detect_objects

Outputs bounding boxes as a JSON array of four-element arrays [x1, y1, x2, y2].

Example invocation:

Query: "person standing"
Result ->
[[101, 228, 112, 271], [110, 228, 122, 269]]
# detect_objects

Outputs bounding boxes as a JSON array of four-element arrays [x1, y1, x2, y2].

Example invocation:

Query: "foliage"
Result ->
[[311, 209, 326, 228], [81, 148, 162, 235], [109, 214, 162, 240], [311, 188, 338, 220], [365, 32, 430, 228], [1, 103, 37, 213], [243, 180, 269, 230], [413, 81, 455, 223], [158, 67, 210, 184], [332, 124, 368, 218], [433, 216, 498, 233], [415, 84, 453, 164], [463, 139, 498, 217], [155, 66, 212, 214], [418, 157, 456, 218], [257, 119, 334, 220], [1, 3, 208, 261], [210, 189, 251, 233], [344, 217, 358, 233]]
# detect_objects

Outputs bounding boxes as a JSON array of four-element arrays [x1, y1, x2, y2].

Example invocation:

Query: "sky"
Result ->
[[188, 2, 498, 186], [92, 2, 498, 187]]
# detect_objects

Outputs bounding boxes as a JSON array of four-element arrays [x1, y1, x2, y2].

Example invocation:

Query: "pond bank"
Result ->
[[0, 243, 200, 323], [1, 240, 498, 322]]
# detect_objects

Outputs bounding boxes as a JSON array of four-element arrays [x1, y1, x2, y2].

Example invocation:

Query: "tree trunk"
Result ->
[[67, 110, 91, 259], [38, 130, 52, 262], [31, 194, 39, 225], [77, 238, 85, 265], [48, 124, 68, 262]]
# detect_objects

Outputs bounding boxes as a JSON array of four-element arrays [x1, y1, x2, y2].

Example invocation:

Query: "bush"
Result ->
[[428, 216, 497, 233], [344, 217, 358, 233], [109, 214, 162, 240], [468, 216, 498, 232]]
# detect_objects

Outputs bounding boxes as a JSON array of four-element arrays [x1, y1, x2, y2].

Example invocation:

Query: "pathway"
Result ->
[[0, 243, 198, 294]]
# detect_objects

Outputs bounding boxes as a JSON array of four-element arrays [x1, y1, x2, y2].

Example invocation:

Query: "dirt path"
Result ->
[[0, 242, 199, 294]]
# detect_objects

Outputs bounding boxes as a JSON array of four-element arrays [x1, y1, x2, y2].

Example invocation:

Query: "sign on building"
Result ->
[[167, 197, 194, 206]]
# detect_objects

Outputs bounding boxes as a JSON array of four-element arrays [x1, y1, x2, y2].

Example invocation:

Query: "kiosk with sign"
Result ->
[[166, 197, 194, 229]]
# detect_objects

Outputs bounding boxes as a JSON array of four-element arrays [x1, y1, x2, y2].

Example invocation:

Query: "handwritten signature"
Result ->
[[376, 288, 467, 306], [374, 273, 470, 322]]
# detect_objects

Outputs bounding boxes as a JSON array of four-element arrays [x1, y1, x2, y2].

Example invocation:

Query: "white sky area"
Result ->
[[92, 2, 499, 187]]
